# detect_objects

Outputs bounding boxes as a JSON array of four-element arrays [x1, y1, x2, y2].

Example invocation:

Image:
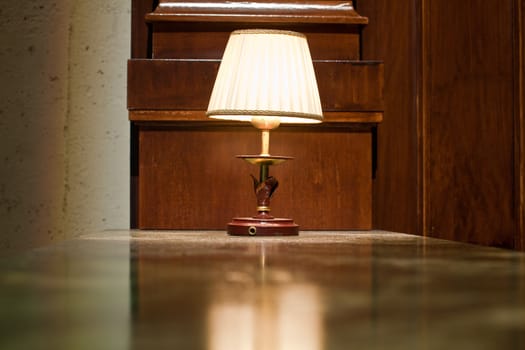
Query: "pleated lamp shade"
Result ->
[[207, 29, 323, 126]]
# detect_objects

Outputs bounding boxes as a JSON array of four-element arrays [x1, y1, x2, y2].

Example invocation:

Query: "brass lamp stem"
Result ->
[[261, 129, 270, 156]]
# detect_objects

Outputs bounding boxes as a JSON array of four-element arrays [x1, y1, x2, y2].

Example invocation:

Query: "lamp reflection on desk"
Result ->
[[206, 244, 323, 350], [207, 284, 323, 350], [207, 29, 323, 236]]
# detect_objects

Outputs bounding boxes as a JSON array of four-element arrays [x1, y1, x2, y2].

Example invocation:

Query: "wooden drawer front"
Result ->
[[151, 24, 362, 60], [128, 59, 383, 112], [138, 125, 372, 230]]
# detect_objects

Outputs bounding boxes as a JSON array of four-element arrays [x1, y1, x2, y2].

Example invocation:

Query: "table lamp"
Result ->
[[207, 29, 323, 236]]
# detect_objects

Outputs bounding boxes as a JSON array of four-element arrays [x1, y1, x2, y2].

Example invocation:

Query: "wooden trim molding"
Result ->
[[516, 0, 525, 251], [420, 0, 429, 238], [129, 110, 383, 124], [412, 0, 431, 236]]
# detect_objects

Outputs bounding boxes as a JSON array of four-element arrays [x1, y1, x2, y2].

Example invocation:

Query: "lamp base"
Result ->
[[227, 217, 299, 236]]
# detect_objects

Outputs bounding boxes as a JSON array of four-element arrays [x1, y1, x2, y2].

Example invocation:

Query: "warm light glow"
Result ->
[[207, 284, 323, 350], [207, 29, 323, 127]]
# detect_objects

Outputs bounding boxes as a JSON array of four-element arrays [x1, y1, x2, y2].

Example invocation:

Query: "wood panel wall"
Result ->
[[357, 0, 422, 236], [129, 1, 383, 231], [425, 0, 516, 247], [130, 0, 524, 249], [358, 0, 525, 250]]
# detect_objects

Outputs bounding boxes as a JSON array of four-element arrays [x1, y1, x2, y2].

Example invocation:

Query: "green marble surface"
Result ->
[[1, 231, 524, 349]]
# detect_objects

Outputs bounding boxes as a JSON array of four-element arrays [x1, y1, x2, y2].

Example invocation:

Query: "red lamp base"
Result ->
[[227, 217, 299, 236]]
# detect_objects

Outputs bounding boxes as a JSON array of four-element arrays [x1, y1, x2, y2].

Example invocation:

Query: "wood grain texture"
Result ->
[[359, 0, 525, 249], [127, 59, 384, 112], [358, 0, 421, 235], [425, 0, 516, 247], [513, 0, 525, 251], [151, 24, 362, 60], [138, 125, 373, 229], [127, 59, 220, 110], [131, 0, 156, 58], [130, 0, 382, 231]]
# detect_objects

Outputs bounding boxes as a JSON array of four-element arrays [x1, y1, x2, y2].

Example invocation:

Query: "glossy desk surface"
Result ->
[[1, 231, 524, 350]]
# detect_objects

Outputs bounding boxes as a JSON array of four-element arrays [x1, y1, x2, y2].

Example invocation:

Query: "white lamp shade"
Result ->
[[207, 29, 323, 124]]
